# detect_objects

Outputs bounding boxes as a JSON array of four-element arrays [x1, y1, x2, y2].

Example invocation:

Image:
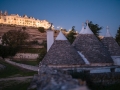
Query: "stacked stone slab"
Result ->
[[72, 22, 113, 66], [41, 31, 85, 68], [101, 26, 120, 65]]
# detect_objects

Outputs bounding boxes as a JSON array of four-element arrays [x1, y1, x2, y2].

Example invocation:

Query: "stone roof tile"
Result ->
[[72, 34, 113, 63]]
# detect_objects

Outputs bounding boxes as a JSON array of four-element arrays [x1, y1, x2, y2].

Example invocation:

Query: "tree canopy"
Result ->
[[22, 27, 26, 31], [38, 27, 45, 33], [37, 48, 47, 63], [0, 45, 18, 59], [66, 21, 102, 44], [66, 26, 77, 44], [88, 21, 102, 37], [2, 30, 29, 48], [115, 26, 120, 46]]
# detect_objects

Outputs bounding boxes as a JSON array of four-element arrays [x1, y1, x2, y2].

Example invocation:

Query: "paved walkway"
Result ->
[[5, 59, 39, 71], [0, 76, 33, 81]]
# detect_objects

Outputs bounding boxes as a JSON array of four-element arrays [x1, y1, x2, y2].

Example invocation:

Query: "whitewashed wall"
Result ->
[[90, 68, 111, 73], [13, 53, 38, 59], [47, 30, 54, 52], [111, 56, 120, 65]]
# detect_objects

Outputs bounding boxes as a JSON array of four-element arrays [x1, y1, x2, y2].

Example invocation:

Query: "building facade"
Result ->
[[0, 11, 51, 29]]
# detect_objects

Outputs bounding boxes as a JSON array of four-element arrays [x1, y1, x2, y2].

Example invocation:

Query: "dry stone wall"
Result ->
[[13, 53, 38, 60], [5, 59, 38, 71], [28, 65, 89, 90]]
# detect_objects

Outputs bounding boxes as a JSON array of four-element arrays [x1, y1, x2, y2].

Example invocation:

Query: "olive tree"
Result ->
[[2, 30, 29, 48]]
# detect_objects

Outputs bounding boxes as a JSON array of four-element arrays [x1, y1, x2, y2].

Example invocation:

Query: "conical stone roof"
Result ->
[[83, 21, 93, 34], [72, 22, 113, 65], [101, 26, 120, 56], [41, 31, 85, 66], [79, 23, 85, 34]]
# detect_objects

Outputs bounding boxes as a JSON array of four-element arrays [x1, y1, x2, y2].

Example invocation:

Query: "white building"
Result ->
[[0, 11, 51, 29]]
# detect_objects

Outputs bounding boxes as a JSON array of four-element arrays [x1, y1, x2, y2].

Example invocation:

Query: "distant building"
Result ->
[[0, 11, 51, 29]]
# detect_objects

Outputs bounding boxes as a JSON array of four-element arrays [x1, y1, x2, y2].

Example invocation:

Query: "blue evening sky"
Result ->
[[0, 0, 120, 37]]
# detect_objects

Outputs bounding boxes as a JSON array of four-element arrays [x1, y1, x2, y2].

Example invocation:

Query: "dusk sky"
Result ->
[[0, 0, 120, 37]]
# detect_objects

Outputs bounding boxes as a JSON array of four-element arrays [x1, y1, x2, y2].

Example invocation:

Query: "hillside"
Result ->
[[0, 24, 59, 44]]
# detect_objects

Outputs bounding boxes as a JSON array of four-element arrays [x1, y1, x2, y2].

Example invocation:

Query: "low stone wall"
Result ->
[[90, 63, 113, 66], [90, 72, 120, 85], [13, 53, 38, 60], [90, 68, 111, 73], [48, 64, 84, 68], [5, 59, 38, 71], [28, 65, 89, 90]]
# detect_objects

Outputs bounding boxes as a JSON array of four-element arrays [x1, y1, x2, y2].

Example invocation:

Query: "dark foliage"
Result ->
[[0, 45, 18, 59], [66, 26, 77, 44], [37, 48, 47, 63], [22, 27, 26, 31], [38, 27, 45, 33], [2, 30, 29, 48], [88, 21, 102, 37], [115, 26, 120, 46]]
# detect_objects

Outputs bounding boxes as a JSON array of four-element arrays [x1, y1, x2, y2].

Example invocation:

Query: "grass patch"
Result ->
[[0, 79, 36, 90], [11, 59, 38, 66], [18, 48, 43, 53], [0, 59, 37, 78]]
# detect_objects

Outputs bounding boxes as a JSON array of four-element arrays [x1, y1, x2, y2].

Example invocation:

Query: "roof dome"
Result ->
[[83, 20, 93, 34], [56, 30, 67, 40], [79, 23, 85, 34]]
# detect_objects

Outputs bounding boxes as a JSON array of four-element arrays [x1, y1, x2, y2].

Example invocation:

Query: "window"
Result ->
[[4, 19, 6, 22]]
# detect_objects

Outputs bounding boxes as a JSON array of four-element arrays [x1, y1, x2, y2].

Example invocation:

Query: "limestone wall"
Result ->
[[5, 59, 38, 71], [90, 68, 111, 73], [13, 53, 38, 59], [48, 64, 84, 68], [111, 56, 120, 65], [90, 63, 113, 66], [90, 73, 120, 85]]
